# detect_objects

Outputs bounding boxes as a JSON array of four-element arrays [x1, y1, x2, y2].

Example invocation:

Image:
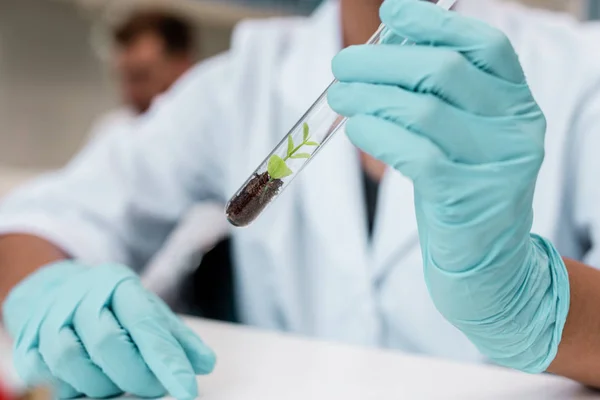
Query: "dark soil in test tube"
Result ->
[[226, 172, 283, 227]]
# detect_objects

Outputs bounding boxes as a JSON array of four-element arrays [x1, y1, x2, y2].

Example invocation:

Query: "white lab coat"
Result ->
[[83, 108, 231, 298], [2, 0, 600, 364], [87, 108, 137, 142]]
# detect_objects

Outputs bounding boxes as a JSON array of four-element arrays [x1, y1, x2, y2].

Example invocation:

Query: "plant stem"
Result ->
[[283, 140, 309, 162]]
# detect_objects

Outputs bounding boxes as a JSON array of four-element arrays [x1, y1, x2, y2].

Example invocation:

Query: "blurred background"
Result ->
[[0, 0, 596, 180]]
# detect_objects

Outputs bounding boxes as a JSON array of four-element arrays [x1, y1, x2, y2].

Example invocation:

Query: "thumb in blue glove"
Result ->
[[328, 0, 569, 373], [3, 261, 216, 399]]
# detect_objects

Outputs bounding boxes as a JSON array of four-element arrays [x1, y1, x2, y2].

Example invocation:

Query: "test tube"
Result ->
[[226, 0, 457, 227]]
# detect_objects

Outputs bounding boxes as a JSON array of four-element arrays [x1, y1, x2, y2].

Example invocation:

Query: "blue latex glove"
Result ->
[[328, 0, 570, 373], [3, 261, 216, 399]]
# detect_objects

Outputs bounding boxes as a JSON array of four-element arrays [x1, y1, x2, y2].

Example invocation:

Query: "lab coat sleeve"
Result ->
[[141, 202, 229, 303], [571, 85, 600, 268], [85, 108, 136, 145], [0, 54, 232, 269]]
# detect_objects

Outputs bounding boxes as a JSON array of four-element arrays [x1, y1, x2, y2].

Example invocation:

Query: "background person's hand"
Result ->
[[329, 0, 569, 372], [2, 261, 215, 399]]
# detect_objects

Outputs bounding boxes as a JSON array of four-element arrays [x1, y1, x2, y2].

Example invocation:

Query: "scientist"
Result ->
[[76, 10, 226, 303], [79, 9, 195, 198], [112, 10, 196, 116], [1, 0, 600, 398]]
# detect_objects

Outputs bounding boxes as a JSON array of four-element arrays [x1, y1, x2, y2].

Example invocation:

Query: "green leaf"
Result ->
[[303, 123, 310, 142], [287, 135, 294, 157], [305, 141, 319, 146], [267, 155, 293, 180], [290, 153, 311, 159]]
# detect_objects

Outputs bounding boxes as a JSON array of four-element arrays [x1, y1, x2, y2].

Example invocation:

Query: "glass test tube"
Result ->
[[226, 0, 457, 227]]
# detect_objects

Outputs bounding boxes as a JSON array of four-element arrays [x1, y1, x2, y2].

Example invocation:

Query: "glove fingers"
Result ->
[[33, 274, 124, 399], [13, 348, 81, 399], [344, 114, 446, 184], [330, 82, 519, 165], [169, 319, 216, 375], [379, 0, 524, 84], [38, 327, 121, 398], [150, 295, 216, 375], [11, 297, 81, 399], [74, 291, 166, 398], [332, 45, 518, 117], [112, 281, 198, 400]]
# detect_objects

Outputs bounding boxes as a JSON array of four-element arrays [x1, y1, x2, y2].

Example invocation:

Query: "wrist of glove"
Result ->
[[428, 234, 570, 373], [3, 261, 215, 400]]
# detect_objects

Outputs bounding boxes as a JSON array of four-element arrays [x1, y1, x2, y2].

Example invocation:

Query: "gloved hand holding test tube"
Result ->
[[226, 0, 458, 227]]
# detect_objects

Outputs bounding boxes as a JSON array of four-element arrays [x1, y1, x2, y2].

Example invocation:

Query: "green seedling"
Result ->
[[267, 123, 319, 180]]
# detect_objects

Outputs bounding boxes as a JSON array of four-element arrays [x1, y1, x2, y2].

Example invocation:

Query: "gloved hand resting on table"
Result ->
[[2, 261, 216, 399], [329, 0, 570, 373]]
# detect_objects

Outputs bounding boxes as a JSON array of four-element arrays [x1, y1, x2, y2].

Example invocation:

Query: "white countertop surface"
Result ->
[[1, 318, 599, 399], [186, 319, 598, 399]]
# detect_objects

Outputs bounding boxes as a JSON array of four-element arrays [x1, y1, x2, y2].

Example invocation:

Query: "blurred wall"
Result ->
[[0, 0, 115, 168]]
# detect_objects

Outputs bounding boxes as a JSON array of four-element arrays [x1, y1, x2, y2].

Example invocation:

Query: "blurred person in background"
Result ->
[[2, 0, 600, 399], [89, 10, 197, 139], [114, 11, 195, 115]]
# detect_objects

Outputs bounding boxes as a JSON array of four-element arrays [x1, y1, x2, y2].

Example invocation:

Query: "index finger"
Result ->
[[380, 0, 525, 84], [111, 280, 198, 400]]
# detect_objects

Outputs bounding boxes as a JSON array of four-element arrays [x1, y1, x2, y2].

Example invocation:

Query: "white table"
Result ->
[[2, 319, 599, 399], [188, 319, 598, 400]]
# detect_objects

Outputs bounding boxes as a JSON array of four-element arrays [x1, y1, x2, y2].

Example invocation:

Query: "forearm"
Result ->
[[548, 258, 600, 387], [0, 234, 67, 304]]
